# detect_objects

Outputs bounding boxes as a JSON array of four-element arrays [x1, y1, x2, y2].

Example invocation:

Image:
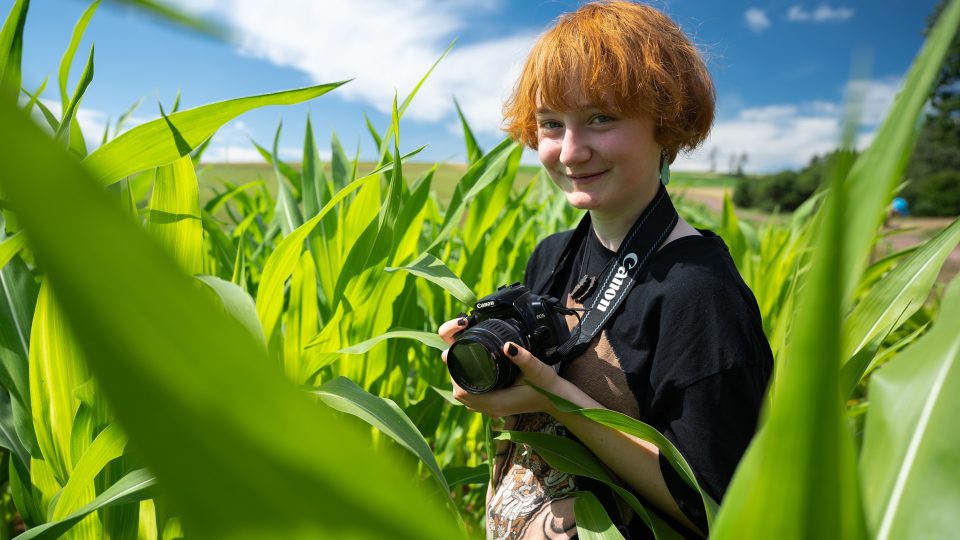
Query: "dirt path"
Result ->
[[675, 186, 960, 285]]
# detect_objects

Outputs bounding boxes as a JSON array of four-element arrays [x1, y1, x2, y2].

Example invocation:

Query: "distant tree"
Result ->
[[736, 152, 749, 177], [903, 0, 960, 215], [732, 149, 858, 211], [708, 147, 719, 173]]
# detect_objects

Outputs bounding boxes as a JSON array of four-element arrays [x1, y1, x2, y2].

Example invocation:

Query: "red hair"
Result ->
[[502, 1, 715, 162]]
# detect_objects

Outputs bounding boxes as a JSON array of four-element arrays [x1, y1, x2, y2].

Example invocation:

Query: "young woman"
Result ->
[[439, 2, 772, 538]]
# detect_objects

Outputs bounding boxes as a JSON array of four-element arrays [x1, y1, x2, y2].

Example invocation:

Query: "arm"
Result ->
[[437, 318, 705, 536]]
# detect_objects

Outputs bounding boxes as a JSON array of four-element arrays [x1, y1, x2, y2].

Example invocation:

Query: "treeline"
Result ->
[[735, 1, 960, 217], [733, 150, 853, 212]]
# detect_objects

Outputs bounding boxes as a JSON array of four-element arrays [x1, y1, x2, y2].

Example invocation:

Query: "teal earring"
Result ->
[[659, 152, 671, 186]]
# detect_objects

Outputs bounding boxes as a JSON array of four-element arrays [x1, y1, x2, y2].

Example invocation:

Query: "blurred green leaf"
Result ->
[[859, 276, 960, 540], [0, 97, 464, 539], [712, 109, 865, 540], [103, 0, 227, 39]]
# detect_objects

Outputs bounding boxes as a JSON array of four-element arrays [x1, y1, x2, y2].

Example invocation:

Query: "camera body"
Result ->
[[446, 283, 572, 394]]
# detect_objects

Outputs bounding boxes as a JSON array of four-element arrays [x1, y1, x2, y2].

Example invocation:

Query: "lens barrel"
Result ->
[[447, 319, 525, 393]]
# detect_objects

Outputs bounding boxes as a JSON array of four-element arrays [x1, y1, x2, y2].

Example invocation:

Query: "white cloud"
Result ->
[[787, 4, 855, 23], [675, 78, 901, 173], [200, 144, 301, 163], [744, 8, 771, 32], [845, 77, 901, 126], [167, 0, 534, 136]]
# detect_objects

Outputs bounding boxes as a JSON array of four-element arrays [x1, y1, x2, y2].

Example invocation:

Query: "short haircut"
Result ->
[[502, 0, 715, 162]]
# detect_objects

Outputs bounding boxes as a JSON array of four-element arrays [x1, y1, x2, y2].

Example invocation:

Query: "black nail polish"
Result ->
[[457, 318, 467, 326], [507, 344, 518, 356]]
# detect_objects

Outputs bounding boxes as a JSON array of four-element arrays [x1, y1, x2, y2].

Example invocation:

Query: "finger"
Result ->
[[437, 312, 469, 344], [503, 342, 551, 385], [441, 348, 448, 365]]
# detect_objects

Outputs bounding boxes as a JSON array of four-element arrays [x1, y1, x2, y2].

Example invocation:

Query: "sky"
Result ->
[[5, 0, 942, 173]]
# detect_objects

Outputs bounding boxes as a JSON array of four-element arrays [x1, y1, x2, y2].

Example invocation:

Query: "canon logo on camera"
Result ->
[[476, 300, 496, 309], [596, 252, 638, 312]]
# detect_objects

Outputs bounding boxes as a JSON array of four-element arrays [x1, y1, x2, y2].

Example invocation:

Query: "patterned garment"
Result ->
[[487, 413, 579, 540]]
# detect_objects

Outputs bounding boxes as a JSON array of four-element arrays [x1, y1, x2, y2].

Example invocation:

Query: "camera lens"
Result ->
[[447, 319, 524, 394]]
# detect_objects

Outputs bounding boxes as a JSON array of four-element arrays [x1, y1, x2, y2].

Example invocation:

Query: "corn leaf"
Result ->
[[427, 138, 519, 252], [310, 377, 455, 507], [711, 129, 864, 539], [15, 468, 157, 540], [50, 423, 126, 520], [29, 282, 89, 485], [196, 275, 265, 350], [54, 45, 94, 150], [386, 252, 476, 305], [0, 0, 27, 101], [574, 491, 627, 540], [83, 82, 347, 186], [536, 389, 718, 526], [0, 231, 25, 271], [442, 465, 488, 488], [256, 172, 378, 345], [147, 155, 203, 275], [859, 276, 960, 540], [0, 98, 464, 539], [842, 217, 960, 364], [309, 329, 447, 354], [453, 98, 482, 164]]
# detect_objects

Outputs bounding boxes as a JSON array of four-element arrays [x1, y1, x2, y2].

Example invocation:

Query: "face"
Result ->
[[536, 99, 662, 220]]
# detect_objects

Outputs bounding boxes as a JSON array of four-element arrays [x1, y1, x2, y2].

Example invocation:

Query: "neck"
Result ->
[[589, 181, 660, 251]]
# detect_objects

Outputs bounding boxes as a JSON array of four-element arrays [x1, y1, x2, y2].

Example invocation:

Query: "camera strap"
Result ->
[[547, 183, 679, 363]]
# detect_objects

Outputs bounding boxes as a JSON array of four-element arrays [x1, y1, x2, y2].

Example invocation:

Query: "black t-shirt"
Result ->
[[494, 223, 772, 538]]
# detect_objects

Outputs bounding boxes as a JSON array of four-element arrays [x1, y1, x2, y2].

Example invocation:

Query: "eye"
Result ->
[[590, 114, 615, 125], [538, 119, 562, 130]]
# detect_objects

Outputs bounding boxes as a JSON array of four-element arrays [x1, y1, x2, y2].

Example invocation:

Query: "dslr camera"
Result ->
[[446, 283, 572, 394]]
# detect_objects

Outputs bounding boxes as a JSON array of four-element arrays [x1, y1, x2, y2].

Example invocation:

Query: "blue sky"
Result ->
[[6, 0, 940, 172]]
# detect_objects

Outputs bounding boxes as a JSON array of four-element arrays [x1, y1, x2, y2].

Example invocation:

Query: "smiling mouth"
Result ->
[[566, 170, 607, 182]]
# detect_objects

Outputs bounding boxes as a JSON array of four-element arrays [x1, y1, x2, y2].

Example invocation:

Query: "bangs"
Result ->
[[529, 12, 650, 118]]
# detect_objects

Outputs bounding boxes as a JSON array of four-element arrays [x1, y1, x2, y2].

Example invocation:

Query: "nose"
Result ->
[[559, 127, 590, 167]]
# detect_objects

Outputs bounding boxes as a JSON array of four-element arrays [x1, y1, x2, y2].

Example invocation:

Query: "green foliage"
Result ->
[[732, 150, 858, 212], [902, 0, 960, 216], [906, 169, 960, 216]]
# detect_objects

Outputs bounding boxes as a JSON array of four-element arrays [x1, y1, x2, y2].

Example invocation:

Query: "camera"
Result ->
[[446, 283, 572, 394]]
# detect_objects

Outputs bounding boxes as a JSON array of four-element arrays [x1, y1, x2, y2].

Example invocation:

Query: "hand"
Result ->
[[437, 317, 561, 419]]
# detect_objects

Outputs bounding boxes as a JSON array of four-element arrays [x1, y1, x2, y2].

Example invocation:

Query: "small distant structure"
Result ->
[[891, 197, 910, 217]]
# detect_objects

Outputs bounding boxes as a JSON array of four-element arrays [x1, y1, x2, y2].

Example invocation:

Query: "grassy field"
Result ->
[[196, 161, 740, 205]]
